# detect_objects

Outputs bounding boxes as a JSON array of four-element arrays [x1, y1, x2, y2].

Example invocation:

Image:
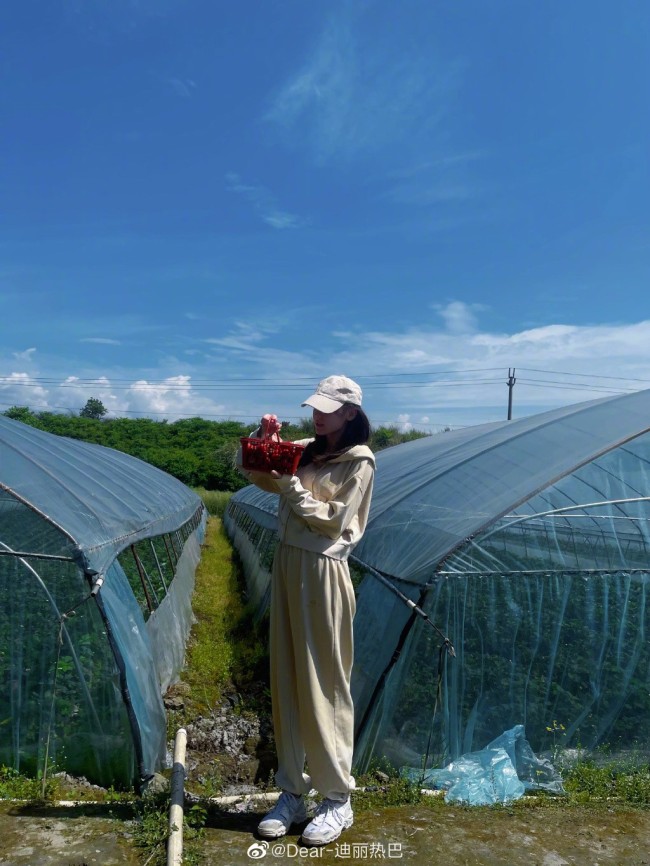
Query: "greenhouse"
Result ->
[[224, 388, 650, 779], [0, 415, 206, 789]]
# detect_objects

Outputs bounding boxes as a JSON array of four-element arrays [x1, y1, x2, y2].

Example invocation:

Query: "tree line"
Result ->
[[3, 400, 428, 491]]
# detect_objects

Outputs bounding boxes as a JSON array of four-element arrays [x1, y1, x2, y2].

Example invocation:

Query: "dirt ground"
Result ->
[[200, 800, 650, 866], [2, 797, 650, 866], [0, 800, 140, 866]]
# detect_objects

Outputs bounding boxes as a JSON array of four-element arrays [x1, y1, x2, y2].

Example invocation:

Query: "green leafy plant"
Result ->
[[352, 757, 437, 810], [0, 765, 56, 801], [563, 758, 650, 805], [353, 775, 431, 810], [131, 792, 206, 866]]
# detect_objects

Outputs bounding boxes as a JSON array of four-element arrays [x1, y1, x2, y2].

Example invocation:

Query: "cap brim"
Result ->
[[301, 393, 344, 413]]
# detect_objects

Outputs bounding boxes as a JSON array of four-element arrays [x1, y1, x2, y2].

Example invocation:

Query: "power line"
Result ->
[[0, 366, 644, 429], [0, 399, 461, 429], [0, 368, 507, 386], [0, 376, 507, 391], [4, 366, 649, 387], [2, 368, 648, 396], [518, 367, 650, 384], [518, 379, 636, 394]]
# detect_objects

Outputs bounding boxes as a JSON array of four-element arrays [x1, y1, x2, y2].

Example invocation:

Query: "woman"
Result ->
[[240, 375, 375, 847]]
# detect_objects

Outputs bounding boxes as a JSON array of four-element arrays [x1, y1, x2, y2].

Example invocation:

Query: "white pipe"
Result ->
[[46, 787, 446, 811], [196, 786, 444, 806], [167, 727, 187, 866]]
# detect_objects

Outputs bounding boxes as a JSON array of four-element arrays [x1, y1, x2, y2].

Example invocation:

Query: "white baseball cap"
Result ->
[[301, 375, 363, 413]]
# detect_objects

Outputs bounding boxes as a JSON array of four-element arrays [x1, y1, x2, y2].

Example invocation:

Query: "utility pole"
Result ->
[[507, 368, 516, 420]]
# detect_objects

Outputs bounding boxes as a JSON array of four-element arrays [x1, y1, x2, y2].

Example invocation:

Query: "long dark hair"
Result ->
[[298, 407, 371, 468]]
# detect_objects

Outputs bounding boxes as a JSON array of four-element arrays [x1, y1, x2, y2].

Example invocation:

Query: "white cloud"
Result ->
[[204, 317, 295, 355], [56, 376, 119, 414], [121, 376, 229, 420], [225, 173, 304, 230], [265, 15, 463, 163], [434, 301, 483, 335], [168, 77, 197, 99], [263, 211, 302, 230], [12, 348, 36, 361], [0, 373, 49, 409], [205, 321, 268, 353], [323, 317, 650, 427], [80, 337, 121, 345], [396, 413, 413, 433], [0, 372, 231, 421], [3, 313, 650, 430], [384, 153, 485, 207], [473, 322, 650, 362]]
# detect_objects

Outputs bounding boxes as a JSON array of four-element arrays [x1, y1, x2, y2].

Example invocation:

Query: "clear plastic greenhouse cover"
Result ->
[[0, 416, 206, 788], [0, 415, 201, 577], [225, 388, 650, 784]]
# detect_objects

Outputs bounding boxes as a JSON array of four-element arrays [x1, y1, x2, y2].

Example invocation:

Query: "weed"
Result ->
[[130, 794, 169, 865], [353, 775, 430, 810], [351, 757, 437, 811], [103, 785, 134, 804], [358, 755, 401, 780], [131, 792, 206, 866], [546, 719, 567, 762], [196, 766, 224, 799], [0, 765, 57, 801], [563, 758, 650, 805]]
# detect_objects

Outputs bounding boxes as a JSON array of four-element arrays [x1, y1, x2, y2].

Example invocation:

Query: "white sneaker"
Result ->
[[258, 791, 307, 839], [301, 797, 353, 846]]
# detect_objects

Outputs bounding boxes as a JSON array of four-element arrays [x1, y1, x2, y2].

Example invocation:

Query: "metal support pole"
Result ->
[[507, 367, 517, 420], [167, 727, 187, 866]]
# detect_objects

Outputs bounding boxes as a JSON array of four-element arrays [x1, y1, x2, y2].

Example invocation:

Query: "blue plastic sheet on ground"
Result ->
[[403, 724, 565, 806]]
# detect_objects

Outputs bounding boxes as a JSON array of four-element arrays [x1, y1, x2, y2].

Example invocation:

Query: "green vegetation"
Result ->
[[0, 551, 137, 788], [131, 791, 206, 866], [2, 405, 428, 491], [0, 764, 130, 804], [351, 755, 650, 811], [170, 517, 269, 719], [193, 488, 233, 518], [353, 761, 432, 810], [0, 766, 56, 802], [79, 397, 107, 420], [563, 758, 650, 805]]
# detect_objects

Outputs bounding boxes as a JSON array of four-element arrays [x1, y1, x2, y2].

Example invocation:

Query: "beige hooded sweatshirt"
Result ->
[[239, 439, 375, 560]]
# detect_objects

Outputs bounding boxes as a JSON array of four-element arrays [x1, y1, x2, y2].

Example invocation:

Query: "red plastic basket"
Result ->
[[240, 436, 305, 475]]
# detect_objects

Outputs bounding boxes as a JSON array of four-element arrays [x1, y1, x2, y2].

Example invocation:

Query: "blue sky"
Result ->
[[2, 0, 649, 431]]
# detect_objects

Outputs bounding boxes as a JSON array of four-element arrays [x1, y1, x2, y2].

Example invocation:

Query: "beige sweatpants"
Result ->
[[270, 542, 356, 801]]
